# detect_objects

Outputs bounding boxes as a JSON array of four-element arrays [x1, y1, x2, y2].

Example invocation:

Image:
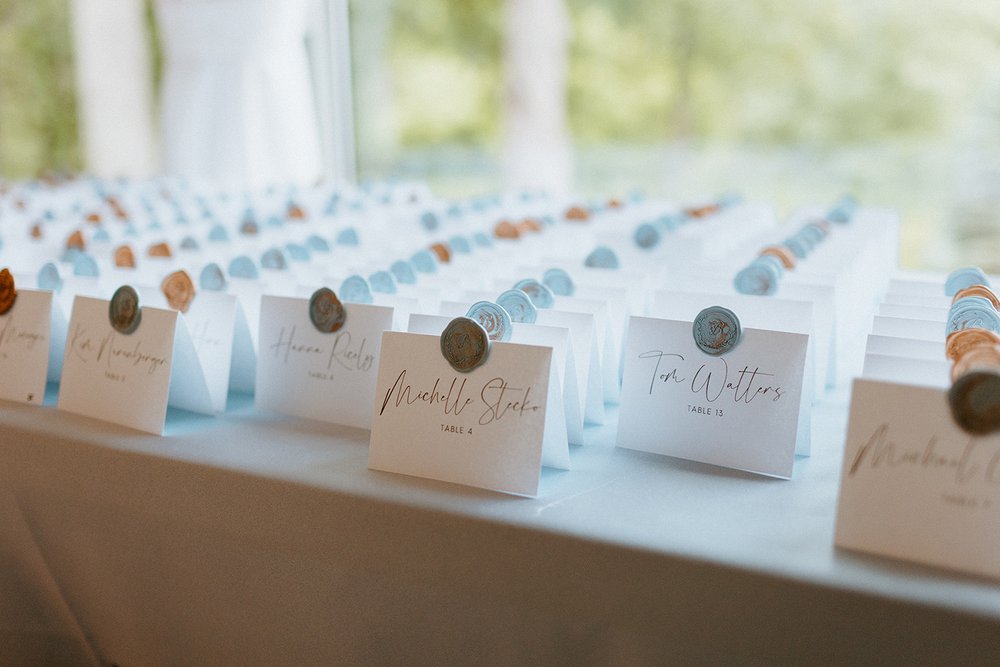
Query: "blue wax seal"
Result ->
[[336, 227, 359, 246], [660, 214, 682, 231], [73, 253, 99, 277], [584, 246, 619, 269], [340, 274, 374, 304], [37, 262, 63, 293], [92, 227, 110, 242], [199, 263, 227, 291], [369, 270, 397, 294], [946, 298, 1000, 334], [543, 268, 575, 296], [473, 232, 492, 248], [827, 194, 858, 223], [180, 236, 199, 250], [43, 209, 55, 221], [390, 260, 417, 285], [266, 215, 284, 228], [800, 224, 824, 246], [513, 278, 555, 308], [124, 223, 138, 237], [411, 249, 437, 274], [945, 267, 990, 296], [307, 234, 330, 252], [692, 306, 742, 356], [784, 236, 809, 259], [228, 255, 259, 279], [634, 223, 660, 249], [449, 235, 472, 254], [497, 289, 537, 324], [285, 243, 310, 262], [420, 211, 440, 231], [260, 247, 288, 270], [466, 300, 512, 342], [208, 224, 229, 241], [753, 254, 786, 279], [734, 262, 780, 296]]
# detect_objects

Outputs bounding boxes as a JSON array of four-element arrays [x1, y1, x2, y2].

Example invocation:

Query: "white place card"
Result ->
[[835, 379, 1000, 580], [617, 316, 809, 478], [59, 295, 177, 434], [0, 289, 53, 405], [369, 331, 556, 496], [256, 295, 393, 429]]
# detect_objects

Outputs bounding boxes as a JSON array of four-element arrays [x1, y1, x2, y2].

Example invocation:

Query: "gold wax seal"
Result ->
[[564, 205, 589, 221], [494, 220, 520, 239], [760, 245, 796, 270], [430, 242, 452, 264], [66, 229, 86, 250], [148, 242, 173, 258], [161, 270, 196, 313], [952, 284, 1000, 311], [0, 268, 17, 315], [114, 245, 136, 268], [517, 217, 542, 233]]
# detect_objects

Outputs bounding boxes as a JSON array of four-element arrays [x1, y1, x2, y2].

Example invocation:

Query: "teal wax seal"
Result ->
[[634, 223, 660, 249], [466, 300, 512, 343], [497, 289, 537, 324], [734, 261, 780, 296], [945, 266, 990, 296], [285, 243, 310, 262], [92, 227, 110, 242], [473, 232, 492, 248], [199, 263, 227, 291], [180, 236, 199, 250], [449, 235, 472, 254], [420, 211, 439, 231], [228, 255, 259, 279], [309, 287, 346, 334], [208, 224, 229, 241], [753, 254, 786, 279], [946, 298, 1000, 334], [585, 246, 619, 269], [513, 278, 555, 309], [307, 234, 330, 252], [949, 370, 1000, 435], [108, 285, 141, 335], [369, 270, 397, 294], [73, 253, 99, 277], [411, 249, 437, 274], [391, 260, 417, 284], [440, 316, 490, 373], [543, 268, 575, 296], [336, 228, 359, 246], [340, 274, 374, 304], [827, 195, 857, 223], [692, 306, 742, 356], [260, 248, 288, 270], [37, 262, 62, 293], [266, 215, 283, 228], [784, 236, 809, 259]]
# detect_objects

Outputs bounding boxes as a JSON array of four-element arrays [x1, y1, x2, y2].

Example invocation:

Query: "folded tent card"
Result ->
[[0, 269, 55, 405], [370, 302, 565, 497]]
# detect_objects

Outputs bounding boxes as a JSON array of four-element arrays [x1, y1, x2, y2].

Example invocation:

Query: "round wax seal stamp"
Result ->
[[946, 298, 1000, 335], [493, 220, 520, 239], [336, 228, 359, 246], [309, 288, 346, 334], [109, 285, 141, 335], [369, 270, 397, 294], [634, 223, 660, 249], [228, 256, 258, 279], [543, 268, 574, 296], [74, 253, 100, 277], [37, 262, 62, 293], [949, 367, 1000, 435], [430, 242, 452, 264], [148, 242, 172, 258], [584, 246, 619, 269], [953, 284, 1000, 310], [161, 270, 196, 313], [391, 260, 417, 285], [411, 250, 437, 274], [759, 245, 795, 270], [340, 275, 374, 304], [946, 328, 1000, 363], [114, 245, 136, 268], [497, 289, 537, 324], [440, 316, 490, 373], [199, 263, 227, 291], [0, 268, 17, 315], [466, 301, 512, 343], [945, 266, 989, 296], [734, 261, 779, 296], [513, 278, 555, 309], [693, 306, 742, 356]]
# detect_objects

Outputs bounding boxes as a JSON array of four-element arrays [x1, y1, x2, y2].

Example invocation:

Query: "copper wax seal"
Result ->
[[161, 270, 196, 313], [114, 245, 137, 268], [148, 242, 173, 258], [494, 220, 520, 239], [0, 268, 17, 316]]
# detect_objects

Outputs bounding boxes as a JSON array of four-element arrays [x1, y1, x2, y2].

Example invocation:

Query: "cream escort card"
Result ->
[[0, 289, 53, 405], [59, 295, 178, 434], [369, 331, 558, 496], [617, 315, 809, 478], [256, 295, 393, 429], [835, 379, 1000, 581]]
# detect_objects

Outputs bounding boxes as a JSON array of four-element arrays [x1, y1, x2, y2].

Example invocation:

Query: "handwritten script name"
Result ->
[[639, 350, 785, 403], [379, 370, 540, 426], [69, 324, 167, 375], [268, 325, 374, 373]]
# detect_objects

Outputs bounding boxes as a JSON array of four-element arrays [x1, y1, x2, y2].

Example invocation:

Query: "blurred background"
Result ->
[[2, 0, 1000, 270]]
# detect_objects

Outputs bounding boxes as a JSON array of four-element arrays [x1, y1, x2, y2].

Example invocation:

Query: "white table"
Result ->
[[2, 388, 999, 665]]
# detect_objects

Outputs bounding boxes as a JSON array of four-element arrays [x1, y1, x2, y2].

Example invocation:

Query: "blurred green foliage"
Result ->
[[0, 0, 80, 177]]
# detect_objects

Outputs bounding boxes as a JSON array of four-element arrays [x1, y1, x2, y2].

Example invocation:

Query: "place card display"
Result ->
[[256, 295, 393, 429], [617, 316, 809, 478], [58, 295, 178, 434], [369, 331, 558, 496], [0, 288, 53, 405], [835, 379, 1000, 581]]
